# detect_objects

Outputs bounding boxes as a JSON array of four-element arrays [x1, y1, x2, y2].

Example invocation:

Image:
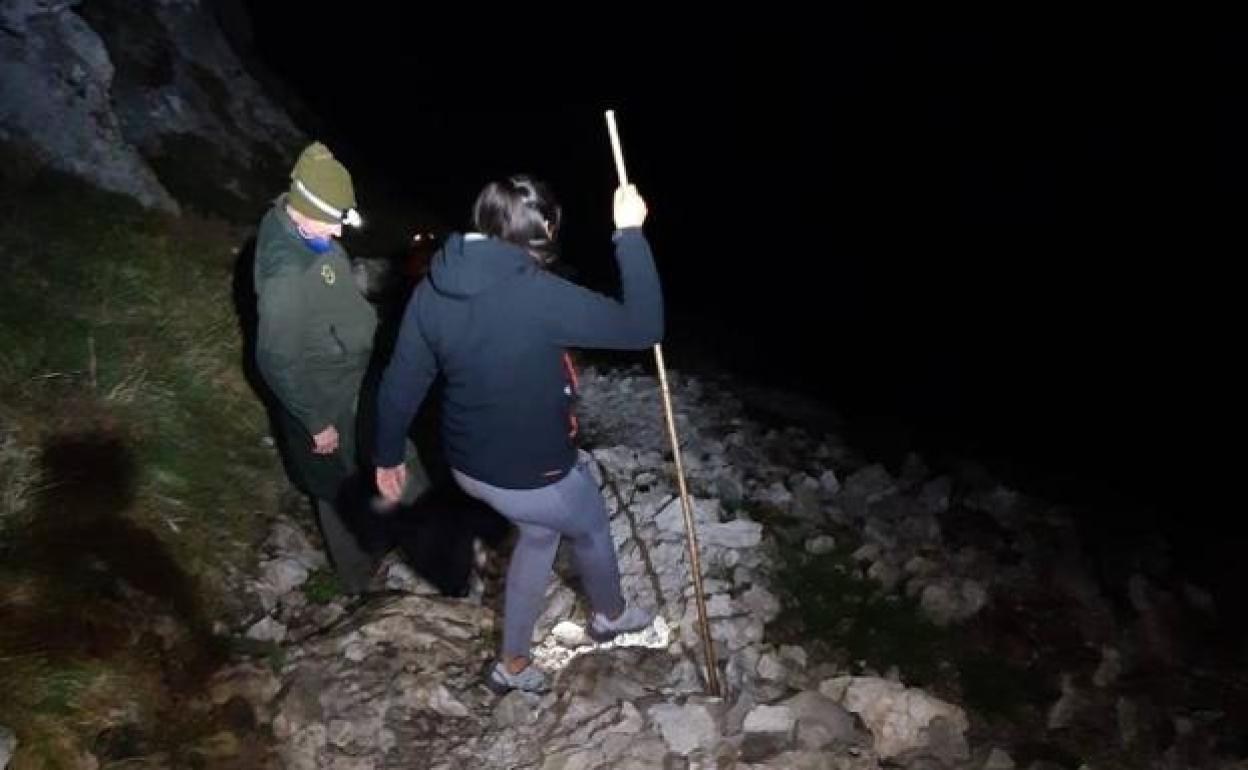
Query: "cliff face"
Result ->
[[1, 0, 305, 219]]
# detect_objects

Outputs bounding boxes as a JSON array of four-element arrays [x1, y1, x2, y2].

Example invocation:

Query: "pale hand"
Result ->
[[613, 185, 648, 229], [376, 464, 407, 503], [311, 426, 339, 455]]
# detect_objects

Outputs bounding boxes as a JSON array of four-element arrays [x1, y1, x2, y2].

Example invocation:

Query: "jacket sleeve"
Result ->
[[256, 263, 333, 436], [374, 291, 439, 467], [535, 228, 664, 349]]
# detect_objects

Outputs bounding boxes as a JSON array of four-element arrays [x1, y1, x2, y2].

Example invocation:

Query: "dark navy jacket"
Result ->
[[375, 228, 662, 488]]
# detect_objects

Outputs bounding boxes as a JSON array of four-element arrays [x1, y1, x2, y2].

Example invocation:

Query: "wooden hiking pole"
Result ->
[[605, 109, 720, 697]]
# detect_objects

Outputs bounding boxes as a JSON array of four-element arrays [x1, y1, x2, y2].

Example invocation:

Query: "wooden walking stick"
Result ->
[[606, 109, 720, 696]]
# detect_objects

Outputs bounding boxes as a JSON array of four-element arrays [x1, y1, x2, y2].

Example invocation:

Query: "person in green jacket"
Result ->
[[253, 141, 380, 593]]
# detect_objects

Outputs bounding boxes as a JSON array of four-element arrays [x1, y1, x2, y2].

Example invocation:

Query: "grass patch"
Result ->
[[743, 501, 805, 530], [775, 540, 949, 682], [303, 568, 342, 605], [0, 429, 42, 529], [774, 535, 1051, 719], [227, 636, 287, 675], [0, 164, 280, 581], [0, 654, 144, 770], [0, 163, 286, 764], [31, 662, 101, 716]]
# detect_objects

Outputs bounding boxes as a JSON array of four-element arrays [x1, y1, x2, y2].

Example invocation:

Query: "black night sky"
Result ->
[[238, 8, 1238, 568]]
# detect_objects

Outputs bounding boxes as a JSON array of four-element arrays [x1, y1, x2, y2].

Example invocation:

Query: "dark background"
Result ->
[[237, 7, 1237, 550]]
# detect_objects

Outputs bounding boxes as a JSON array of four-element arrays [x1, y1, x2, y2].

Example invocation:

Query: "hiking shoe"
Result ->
[[587, 601, 655, 643], [485, 661, 549, 695]]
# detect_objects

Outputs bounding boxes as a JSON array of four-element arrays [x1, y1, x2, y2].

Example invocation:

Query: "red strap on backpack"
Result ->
[[562, 351, 579, 439]]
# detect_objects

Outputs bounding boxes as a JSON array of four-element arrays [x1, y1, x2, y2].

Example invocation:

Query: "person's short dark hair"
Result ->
[[472, 175, 562, 266]]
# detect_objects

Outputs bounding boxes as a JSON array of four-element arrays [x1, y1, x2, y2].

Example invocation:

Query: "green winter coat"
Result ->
[[254, 197, 377, 500]]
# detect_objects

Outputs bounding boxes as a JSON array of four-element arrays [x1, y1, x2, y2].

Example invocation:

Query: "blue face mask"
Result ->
[[296, 223, 335, 253], [303, 235, 333, 253]]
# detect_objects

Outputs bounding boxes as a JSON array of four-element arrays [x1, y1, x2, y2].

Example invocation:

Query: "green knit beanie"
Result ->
[[288, 142, 360, 226]]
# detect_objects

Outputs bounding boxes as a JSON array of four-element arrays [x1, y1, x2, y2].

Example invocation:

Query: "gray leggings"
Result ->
[[453, 457, 625, 660]]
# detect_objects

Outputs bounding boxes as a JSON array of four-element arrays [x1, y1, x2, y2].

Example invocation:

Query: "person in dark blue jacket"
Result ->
[[373, 175, 662, 693]]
